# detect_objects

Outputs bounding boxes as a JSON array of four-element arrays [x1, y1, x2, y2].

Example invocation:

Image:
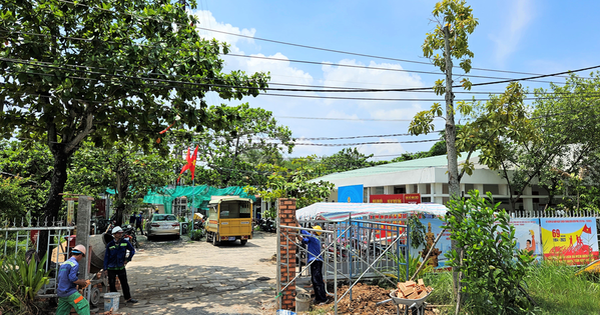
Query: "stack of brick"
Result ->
[[278, 198, 297, 311], [394, 279, 433, 299]]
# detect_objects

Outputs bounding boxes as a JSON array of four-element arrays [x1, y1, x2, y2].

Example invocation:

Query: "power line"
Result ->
[[0, 29, 574, 85], [292, 131, 443, 141], [7, 1, 587, 83], [286, 139, 440, 146], [194, 26, 578, 79], [225, 54, 563, 84], [3, 57, 598, 95]]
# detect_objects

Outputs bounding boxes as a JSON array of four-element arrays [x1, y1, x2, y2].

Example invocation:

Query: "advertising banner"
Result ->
[[511, 218, 543, 261], [337, 185, 364, 203], [540, 218, 599, 265], [369, 193, 421, 204]]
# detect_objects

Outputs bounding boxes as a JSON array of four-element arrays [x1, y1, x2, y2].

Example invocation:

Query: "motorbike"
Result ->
[[122, 224, 139, 249], [258, 218, 276, 233]]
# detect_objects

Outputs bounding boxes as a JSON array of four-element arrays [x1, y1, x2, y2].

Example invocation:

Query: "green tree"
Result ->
[[444, 191, 534, 314], [245, 156, 334, 210], [409, 0, 478, 200], [319, 148, 375, 175], [0, 0, 268, 240], [0, 140, 51, 222], [390, 139, 447, 163], [182, 104, 293, 187], [67, 142, 179, 225]]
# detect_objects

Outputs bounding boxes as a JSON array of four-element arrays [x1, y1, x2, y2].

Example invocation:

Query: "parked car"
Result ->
[[146, 214, 180, 240]]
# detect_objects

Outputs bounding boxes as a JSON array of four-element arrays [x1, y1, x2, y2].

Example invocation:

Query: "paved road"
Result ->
[[110, 231, 278, 315]]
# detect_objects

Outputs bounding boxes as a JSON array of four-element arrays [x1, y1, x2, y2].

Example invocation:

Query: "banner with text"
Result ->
[[540, 217, 599, 265]]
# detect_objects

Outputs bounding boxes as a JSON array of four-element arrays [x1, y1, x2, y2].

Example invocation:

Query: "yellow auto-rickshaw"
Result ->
[[206, 196, 253, 245]]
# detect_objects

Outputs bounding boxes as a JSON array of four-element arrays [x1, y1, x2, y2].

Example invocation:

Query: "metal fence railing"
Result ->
[[279, 218, 410, 315], [1, 217, 74, 298]]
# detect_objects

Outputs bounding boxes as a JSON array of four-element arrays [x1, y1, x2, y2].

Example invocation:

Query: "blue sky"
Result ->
[[189, 0, 600, 160]]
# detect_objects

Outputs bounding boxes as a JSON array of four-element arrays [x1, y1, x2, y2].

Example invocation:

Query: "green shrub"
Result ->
[[0, 252, 51, 315], [190, 229, 205, 241], [444, 190, 534, 314], [385, 253, 433, 283]]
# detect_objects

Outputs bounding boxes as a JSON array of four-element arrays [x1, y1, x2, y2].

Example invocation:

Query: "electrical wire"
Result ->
[[0, 29, 577, 86], [45, 0, 583, 82], [2, 57, 598, 95]]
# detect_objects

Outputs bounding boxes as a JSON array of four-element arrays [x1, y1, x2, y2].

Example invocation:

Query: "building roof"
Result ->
[[312, 152, 480, 182]]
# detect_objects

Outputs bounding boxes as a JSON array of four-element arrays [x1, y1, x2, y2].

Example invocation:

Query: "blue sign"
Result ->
[[337, 185, 364, 203]]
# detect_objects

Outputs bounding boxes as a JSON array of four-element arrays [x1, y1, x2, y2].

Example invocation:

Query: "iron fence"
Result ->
[[0, 217, 74, 298]]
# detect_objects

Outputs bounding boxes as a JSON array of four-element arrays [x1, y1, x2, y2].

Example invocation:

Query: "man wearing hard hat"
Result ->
[[298, 225, 328, 305], [103, 226, 138, 304], [56, 244, 91, 315]]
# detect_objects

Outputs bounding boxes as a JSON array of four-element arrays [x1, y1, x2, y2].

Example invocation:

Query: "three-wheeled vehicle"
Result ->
[[205, 196, 253, 245]]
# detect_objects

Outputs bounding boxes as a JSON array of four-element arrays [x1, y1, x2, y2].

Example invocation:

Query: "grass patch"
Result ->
[[526, 261, 600, 315]]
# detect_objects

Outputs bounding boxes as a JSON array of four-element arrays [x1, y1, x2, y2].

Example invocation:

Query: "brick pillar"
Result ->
[[278, 198, 297, 311]]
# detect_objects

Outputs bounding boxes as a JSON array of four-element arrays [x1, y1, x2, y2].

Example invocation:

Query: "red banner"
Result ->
[[369, 193, 421, 204]]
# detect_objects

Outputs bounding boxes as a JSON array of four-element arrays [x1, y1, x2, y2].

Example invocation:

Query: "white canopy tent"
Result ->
[[296, 202, 448, 222]]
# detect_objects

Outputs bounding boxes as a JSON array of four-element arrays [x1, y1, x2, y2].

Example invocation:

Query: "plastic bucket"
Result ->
[[295, 291, 311, 312], [104, 292, 120, 312]]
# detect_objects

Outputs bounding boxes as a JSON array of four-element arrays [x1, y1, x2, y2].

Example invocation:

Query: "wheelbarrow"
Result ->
[[376, 289, 433, 315]]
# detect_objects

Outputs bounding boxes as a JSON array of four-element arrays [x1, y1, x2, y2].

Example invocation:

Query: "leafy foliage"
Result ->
[[0, 0, 269, 225], [245, 156, 334, 209], [67, 141, 179, 225], [319, 148, 376, 175], [0, 140, 50, 222], [444, 190, 534, 314], [0, 253, 51, 315], [170, 104, 293, 187]]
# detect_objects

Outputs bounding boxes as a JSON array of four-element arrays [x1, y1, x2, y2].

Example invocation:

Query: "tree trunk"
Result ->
[[38, 146, 72, 258], [443, 25, 462, 313], [443, 25, 459, 200]]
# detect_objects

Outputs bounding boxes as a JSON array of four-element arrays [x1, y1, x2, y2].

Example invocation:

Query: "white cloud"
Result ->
[[320, 59, 427, 119], [490, 0, 534, 64], [191, 10, 256, 53], [357, 137, 406, 160]]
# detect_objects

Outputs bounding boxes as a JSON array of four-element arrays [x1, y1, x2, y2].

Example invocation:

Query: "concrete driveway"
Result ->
[[113, 231, 278, 315]]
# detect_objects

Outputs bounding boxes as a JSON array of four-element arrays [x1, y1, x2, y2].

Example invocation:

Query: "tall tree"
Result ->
[[245, 156, 334, 210], [409, 0, 478, 199], [171, 103, 293, 187], [319, 148, 375, 175], [0, 0, 269, 235], [67, 142, 179, 225], [408, 2, 478, 310]]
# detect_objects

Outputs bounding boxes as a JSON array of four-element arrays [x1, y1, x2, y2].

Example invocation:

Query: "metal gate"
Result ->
[[0, 217, 74, 298]]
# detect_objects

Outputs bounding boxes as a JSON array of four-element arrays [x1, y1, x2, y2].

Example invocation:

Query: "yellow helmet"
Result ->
[[313, 225, 323, 236]]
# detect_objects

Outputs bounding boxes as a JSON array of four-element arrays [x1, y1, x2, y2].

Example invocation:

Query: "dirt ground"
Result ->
[[311, 283, 440, 315]]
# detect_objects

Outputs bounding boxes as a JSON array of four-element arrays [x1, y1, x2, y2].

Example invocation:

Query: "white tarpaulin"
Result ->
[[296, 202, 448, 221]]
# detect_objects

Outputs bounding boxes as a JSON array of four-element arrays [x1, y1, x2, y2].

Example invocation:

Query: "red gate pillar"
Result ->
[[278, 198, 297, 311]]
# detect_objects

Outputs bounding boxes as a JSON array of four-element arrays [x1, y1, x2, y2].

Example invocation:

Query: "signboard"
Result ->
[[337, 185, 364, 203], [540, 217, 599, 265], [67, 200, 75, 225], [511, 218, 543, 261], [369, 193, 421, 204]]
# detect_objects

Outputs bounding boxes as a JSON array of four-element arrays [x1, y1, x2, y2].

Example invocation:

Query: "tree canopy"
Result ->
[[170, 103, 293, 188], [0, 0, 269, 226]]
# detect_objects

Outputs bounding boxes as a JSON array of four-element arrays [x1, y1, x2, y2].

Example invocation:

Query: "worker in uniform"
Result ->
[[103, 226, 138, 304], [298, 225, 328, 305], [56, 244, 91, 315]]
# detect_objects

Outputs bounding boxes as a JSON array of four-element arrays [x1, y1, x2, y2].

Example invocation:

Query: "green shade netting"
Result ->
[[142, 185, 256, 214]]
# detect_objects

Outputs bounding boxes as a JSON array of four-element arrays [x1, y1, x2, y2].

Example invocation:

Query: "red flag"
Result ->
[[190, 145, 198, 181], [177, 148, 191, 183], [583, 224, 592, 234]]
